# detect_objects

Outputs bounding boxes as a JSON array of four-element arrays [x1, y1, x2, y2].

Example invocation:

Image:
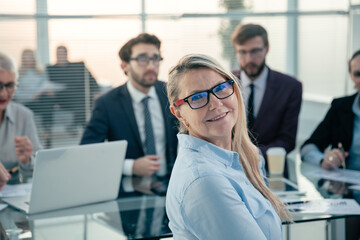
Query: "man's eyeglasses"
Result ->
[[129, 55, 163, 67], [237, 47, 266, 59], [352, 71, 360, 77], [174, 80, 235, 109], [0, 82, 16, 93]]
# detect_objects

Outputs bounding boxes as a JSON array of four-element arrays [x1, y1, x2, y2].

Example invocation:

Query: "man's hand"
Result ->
[[133, 155, 161, 176], [328, 181, 349, 195], [14, 136, 33, 164], [321, 149, 348, 170], [0, 162, 10, 190]]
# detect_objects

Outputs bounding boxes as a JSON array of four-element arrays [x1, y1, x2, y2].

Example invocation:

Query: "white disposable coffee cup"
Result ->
[[266, 147, 286, 176]]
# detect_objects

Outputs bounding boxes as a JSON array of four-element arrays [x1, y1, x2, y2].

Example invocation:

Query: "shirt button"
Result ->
[[245, 180, 250, 185]]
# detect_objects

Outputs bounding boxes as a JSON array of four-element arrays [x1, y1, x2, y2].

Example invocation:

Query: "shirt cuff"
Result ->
[[123, 159, 134, 176], [301, 144, 324, 166], [19, 155, 34, 171], [19, 155, 34, 179], [122, 176, 134, 192]]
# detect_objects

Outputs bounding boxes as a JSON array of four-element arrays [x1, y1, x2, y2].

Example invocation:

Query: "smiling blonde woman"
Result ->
[[165, 54, 291, 240]]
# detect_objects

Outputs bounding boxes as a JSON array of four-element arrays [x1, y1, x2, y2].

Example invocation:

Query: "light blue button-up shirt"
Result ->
[[166, 134, 282, 240]]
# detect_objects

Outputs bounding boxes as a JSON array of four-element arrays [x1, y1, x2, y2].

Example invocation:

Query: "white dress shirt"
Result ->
[[123, 81, 167, 176], [240, 67, 268, 118]]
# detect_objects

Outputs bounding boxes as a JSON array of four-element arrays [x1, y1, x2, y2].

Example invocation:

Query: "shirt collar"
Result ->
[[127, 80, 157, 103], [352, 93, 360, 116], [4, 101, 15, 124], [177, 134, 240, 168], [240, 66, 268, 90]]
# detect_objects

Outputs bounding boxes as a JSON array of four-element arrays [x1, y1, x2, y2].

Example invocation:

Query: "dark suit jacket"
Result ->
[[47, 62, 99, 109], [47, 62, 99, 126], [301, 94, 357, 165], [233, 67, 302, 162], [80, 81, 178, 193]]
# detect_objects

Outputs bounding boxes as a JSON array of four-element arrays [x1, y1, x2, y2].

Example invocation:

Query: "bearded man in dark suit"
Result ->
[[81, 33, 178, 195], [231, 24, 302, 172]]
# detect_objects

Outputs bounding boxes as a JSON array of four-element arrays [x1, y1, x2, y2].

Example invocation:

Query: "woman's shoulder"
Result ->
[[170, 150, 227, 194], [176, 148, 225, 175], [9, 101, 34, 119]]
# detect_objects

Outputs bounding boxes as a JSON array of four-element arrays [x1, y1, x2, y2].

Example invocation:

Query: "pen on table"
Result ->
[[285, 200, 310, 205], [8, 165, 19, 175], [338, 142, 346, 169]]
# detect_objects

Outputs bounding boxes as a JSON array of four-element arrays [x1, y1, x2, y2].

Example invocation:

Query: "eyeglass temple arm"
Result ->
[[174, 99, 185, 107]]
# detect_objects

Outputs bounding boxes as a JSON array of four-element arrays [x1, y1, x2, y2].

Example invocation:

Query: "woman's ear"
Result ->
[[170, 105, 181, 119], [170, 105, 189, 127]]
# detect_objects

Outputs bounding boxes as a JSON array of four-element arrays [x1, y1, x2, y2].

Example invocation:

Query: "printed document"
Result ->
[[0, 183, 32, 198], [306, 168, 360, 185], [287, 199, 360, 215]]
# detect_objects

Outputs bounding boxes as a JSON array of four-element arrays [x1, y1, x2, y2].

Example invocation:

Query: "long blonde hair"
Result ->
[[167, 54, 292, 221]]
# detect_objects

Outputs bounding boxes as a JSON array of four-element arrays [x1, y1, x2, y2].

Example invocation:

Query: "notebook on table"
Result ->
[[2, 140, 127, 214]]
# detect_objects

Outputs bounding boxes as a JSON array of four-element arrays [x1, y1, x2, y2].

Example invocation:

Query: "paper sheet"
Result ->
[[0, 204, 7, 211], [348, 185, 360, 191], [287, 199, 360, 215], [0, 183, 32, 197], [306, 168, 360, 185]]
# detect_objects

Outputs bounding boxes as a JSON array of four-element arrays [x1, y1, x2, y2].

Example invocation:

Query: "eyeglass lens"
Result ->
[[238, 48, 264, 58], [136, 56, 162, 66], [353, 71, 360, 77], [188, 81, 234, 109], [0, 82, 16, 92]]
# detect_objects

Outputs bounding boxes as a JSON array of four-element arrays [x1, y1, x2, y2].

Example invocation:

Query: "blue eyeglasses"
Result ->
[[174, 80, 235, 109]]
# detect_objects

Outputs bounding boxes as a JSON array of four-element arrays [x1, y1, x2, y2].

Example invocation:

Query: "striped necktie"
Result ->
[[142, 96, 156, 155]]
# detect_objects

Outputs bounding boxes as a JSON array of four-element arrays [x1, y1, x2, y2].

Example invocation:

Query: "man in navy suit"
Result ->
[[80, 34, 178, 187], [231, 24, 302, 171]]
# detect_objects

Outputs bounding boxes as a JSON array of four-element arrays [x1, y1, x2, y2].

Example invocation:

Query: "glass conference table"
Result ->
[[1, 158, 360, 240]]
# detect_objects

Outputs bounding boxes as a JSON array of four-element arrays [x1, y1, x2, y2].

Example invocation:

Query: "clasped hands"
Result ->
[[0, 136, 33, 190]]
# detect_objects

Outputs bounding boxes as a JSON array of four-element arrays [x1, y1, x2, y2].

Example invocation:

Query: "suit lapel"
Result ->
[[339, 94, 357, 147], [155, 82, 169, 130], [253, 69, 275, 129], [155, 81, 177, 170], [117, 83, 144, 154]]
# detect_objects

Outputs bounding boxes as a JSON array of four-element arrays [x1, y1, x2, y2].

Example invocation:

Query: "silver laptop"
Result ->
[[2, 140, 127, 214]]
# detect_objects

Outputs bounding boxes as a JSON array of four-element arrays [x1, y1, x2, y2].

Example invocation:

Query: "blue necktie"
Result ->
[[142, 96, 156, 155]]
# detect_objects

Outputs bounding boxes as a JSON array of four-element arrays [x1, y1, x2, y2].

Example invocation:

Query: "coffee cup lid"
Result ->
[[266, 147, 286, 155]]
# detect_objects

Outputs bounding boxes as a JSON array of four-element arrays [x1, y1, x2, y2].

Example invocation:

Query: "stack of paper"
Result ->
[[0, 183, 32, 198], [287, 199, 360, 215], [306, 168, 360, 185]]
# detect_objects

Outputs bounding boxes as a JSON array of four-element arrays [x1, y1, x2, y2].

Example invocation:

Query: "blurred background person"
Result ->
[[47, 45, 99, 133], [15, 49, 59, 148], [301, 50, 360, 171], [0, 51, 41, 190]]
